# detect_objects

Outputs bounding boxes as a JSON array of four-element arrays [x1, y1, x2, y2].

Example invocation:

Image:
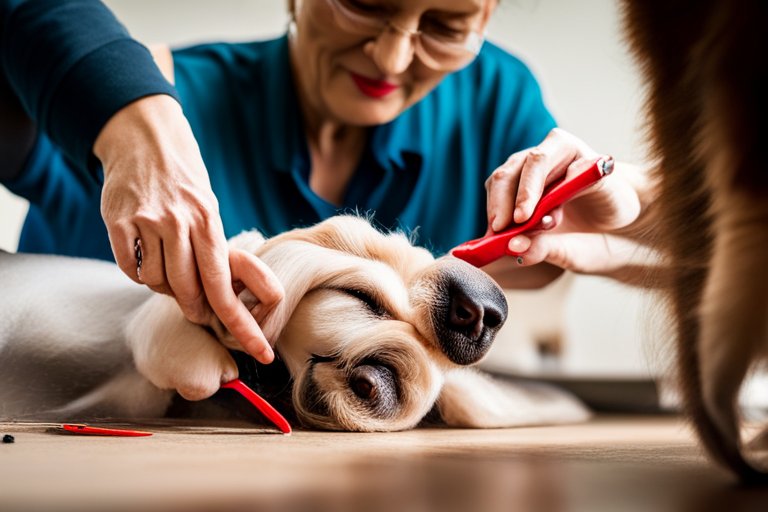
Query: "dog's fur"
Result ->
[[0, 216, 588, 431], [622, 1, 768, 481]]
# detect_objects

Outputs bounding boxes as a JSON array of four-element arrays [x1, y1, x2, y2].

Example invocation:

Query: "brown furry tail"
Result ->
[[621, 0, 768, 483]]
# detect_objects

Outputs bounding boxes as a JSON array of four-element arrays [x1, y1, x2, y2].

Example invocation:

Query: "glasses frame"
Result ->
[[323, 0, 486, 71]]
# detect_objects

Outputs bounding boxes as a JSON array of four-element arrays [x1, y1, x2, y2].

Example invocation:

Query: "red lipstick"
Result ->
[[350, 72, 399, 98]]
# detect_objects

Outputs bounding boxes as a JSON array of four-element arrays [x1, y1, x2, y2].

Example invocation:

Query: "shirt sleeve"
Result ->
[[0, 0, 180, 176]]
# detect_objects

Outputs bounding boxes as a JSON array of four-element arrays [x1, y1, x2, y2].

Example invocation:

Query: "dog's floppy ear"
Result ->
[[224, 226, 392, 347], [434, 369, 591, 428]]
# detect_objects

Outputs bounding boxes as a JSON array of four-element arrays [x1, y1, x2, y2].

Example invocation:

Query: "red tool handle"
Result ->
[[60, 424, 153, 437], [221, 378, 292, 434], [452, 157, 614, 268]]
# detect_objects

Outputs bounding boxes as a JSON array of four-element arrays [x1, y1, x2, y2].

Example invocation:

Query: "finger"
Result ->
[[486, 153, 525, 232], [147, 283, 174, 296], [514, 137, 580, 224], [163, 226, 209, 325], [192, 223, 274, 364], [506, 235, 531, 256], [564, 157, 601, 183], [133, 230, 167, 289], [511, 232, 617, 273], [107, 222, 143, 284], [230, 249, 285, 326], [508, 233, 560, 268]]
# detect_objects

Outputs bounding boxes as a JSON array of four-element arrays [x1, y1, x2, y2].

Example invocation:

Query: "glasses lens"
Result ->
[[327, 0, 385, 34], [417, 31, 484, 71]]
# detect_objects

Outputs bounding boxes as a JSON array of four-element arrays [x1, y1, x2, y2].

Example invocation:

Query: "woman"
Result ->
[[0, 0, 655, 363]]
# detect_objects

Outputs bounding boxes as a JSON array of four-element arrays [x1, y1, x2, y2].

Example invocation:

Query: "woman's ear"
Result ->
[[434, 369, 591, 428]]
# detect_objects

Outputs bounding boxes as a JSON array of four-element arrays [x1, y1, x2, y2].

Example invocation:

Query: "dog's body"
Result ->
[[622, 1, 768, 481], [0, 216, 587, 431]]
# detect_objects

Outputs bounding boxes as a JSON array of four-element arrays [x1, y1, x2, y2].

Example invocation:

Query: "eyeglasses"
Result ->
[[323, 0, 485, 71]]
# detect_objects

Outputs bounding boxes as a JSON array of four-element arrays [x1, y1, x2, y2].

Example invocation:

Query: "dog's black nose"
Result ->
[[434, 268, 508, 365], [448, 288, 504, 340]]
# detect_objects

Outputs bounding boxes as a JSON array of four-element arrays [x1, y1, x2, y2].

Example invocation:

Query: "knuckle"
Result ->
[[148, 283, 172, 295], [180, 305, 208, 325], [213, 299, 242, 323], [265, 282, 285, 306], [505, 152, 524, 165], [550, 127, 566, 139], [176, 287, 205, 307], [487, 168, 511, 187], [526, 149, 546, 163], [133, 210, 163, 228]]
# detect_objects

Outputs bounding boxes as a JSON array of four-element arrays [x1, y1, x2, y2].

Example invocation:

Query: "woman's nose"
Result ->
[[364, 26, 416, 75]]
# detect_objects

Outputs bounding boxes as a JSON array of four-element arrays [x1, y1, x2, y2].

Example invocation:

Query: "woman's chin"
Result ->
[[329, 97, 404, 127]]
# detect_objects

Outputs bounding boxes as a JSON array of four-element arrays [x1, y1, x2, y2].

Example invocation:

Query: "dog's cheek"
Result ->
[[277, 292, 375, 374]]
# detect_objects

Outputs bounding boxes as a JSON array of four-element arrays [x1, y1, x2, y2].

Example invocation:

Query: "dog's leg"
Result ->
[[699, 193, 768, 477], [434, 369, 590, 428], [126, 295, 239, 401], [49, 369, 175, 420]]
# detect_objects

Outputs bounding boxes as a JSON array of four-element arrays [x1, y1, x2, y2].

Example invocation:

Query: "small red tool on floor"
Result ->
[[57, 379, 291, 437], [221, 378, 292, 434], [58, 424, 153, 437], [452, 157, 614, 268]]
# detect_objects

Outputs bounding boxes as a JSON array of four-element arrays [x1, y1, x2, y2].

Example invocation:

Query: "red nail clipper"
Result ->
[[452, 157, 614, 268]]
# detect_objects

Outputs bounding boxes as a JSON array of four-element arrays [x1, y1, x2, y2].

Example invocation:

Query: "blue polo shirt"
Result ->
[[6, 35, 555, 259]]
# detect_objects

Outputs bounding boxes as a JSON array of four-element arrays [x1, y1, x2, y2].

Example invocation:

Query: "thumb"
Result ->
[[516, 232, 661, 277]]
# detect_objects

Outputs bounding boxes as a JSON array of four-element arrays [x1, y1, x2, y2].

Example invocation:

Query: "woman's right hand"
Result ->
[[94, 94, 284, 363], [483, 128, 659, 287]]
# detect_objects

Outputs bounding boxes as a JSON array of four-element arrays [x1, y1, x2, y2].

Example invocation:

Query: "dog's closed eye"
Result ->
[[337, 288, 389, 317]]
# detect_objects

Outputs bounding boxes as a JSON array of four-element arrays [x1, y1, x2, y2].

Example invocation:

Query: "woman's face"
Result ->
[[289, 0, 495, 127]]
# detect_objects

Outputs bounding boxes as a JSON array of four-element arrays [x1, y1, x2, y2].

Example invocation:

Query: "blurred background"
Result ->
[[0, 0, 665, 389]]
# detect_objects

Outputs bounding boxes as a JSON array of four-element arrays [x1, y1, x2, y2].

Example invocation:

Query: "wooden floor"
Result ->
[[1, 415, 766, 512]]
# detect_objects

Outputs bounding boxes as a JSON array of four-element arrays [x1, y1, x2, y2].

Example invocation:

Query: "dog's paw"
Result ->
[[126, 295, 239, 401]]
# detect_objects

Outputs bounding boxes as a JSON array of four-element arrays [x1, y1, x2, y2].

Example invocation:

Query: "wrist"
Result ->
[[611, 162, 660, 242], [93, 94, 182, 172]]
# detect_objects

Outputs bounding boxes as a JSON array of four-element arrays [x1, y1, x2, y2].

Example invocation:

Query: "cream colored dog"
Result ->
[[0, 216, 587, 431]]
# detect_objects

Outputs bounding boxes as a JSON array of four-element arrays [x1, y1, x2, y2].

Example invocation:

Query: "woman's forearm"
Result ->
[[0, 68, 35, 182]]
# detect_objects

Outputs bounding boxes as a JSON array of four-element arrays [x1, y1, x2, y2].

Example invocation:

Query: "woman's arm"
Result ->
[[0, 0, 178, 175], [0, 67, 34, 181], [1, 3, 283, 364]]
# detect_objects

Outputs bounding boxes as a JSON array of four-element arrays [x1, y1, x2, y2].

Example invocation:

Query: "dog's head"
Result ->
[[219, 216, 509, 431]]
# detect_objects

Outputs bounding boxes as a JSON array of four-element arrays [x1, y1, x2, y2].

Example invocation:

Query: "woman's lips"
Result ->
[[350, 72, 399, 98]]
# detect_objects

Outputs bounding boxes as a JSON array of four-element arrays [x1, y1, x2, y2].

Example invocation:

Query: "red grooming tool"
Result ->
[[58, 424, 152, 437], [221, 378, 292, 434], [452, 157, 614, 268]]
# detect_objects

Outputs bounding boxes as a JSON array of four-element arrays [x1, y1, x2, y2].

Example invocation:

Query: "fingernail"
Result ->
[[508, 236, 527, 253], [256, 344, 274, 363], [490, 216, 501, 232], [513, 206, 525, 223]]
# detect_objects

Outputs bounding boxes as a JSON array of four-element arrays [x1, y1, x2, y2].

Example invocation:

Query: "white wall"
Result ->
[[0, 0, 659, 377]]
